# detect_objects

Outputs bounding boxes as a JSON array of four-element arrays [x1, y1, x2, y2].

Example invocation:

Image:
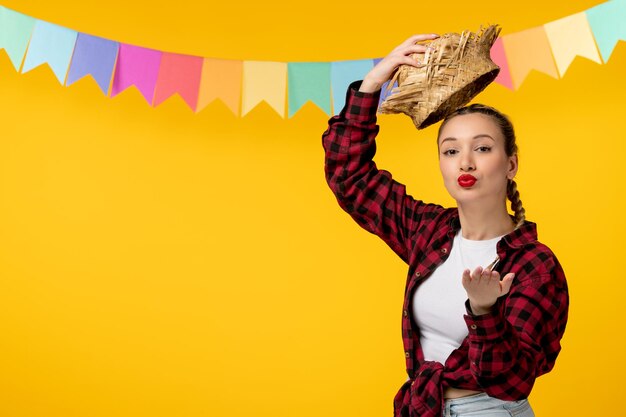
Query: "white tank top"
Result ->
[[411, 229, 504, 364]]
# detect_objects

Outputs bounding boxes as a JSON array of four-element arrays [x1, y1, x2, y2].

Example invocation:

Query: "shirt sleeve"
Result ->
[[322, 80, 444, 263], [462, 266, 569, 400]]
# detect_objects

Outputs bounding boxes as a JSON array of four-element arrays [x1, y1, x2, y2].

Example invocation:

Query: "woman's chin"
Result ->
[[451, 191, 485, 206]]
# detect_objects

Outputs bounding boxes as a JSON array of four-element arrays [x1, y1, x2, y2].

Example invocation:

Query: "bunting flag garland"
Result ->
[[501, 27, 559, 89], [153, 52, 204, 110], [66, 34, 119, 94], [21, 20, 77, 84], [544, 12, 602, 76], [0, 7, 36, 70], [586, 0, 626, 62], [331, 59, 374, 113], [490, 38, 513, 90], [196, 58, 243, 115], [287, 62, 331, 118], [110, 44, 162, 104], [0, 2, 624, 118], [242, 61, 287, 117]]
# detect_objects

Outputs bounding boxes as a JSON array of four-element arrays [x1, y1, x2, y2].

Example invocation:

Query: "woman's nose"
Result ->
[[460, 153, 475, 171]]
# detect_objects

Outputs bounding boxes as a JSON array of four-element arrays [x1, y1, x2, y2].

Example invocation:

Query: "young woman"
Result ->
[[322, 34, 569, 417]]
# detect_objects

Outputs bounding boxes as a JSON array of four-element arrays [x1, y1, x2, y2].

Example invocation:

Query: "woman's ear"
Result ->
[[507, 154, 518, 180]]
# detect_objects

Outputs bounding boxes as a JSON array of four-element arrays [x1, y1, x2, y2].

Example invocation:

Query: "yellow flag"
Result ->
[[544, 12, 602, 77], [242, 61, 287, 117], [502, 27, 559, 89]]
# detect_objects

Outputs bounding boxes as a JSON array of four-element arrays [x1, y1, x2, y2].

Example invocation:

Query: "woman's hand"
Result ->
[[359, 33, 439, 93], [462, 266, 515, 315]]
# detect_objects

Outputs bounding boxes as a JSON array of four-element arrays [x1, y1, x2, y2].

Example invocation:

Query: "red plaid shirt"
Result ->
[[322, 81, 569, 417]]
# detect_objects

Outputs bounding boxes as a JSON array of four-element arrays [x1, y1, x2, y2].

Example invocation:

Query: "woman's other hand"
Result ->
[[358, 33, 439, 93], [462, 266, 515, 315]]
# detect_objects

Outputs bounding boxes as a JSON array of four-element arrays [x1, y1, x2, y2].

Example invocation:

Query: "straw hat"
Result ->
[[379, 25, 501, 129]]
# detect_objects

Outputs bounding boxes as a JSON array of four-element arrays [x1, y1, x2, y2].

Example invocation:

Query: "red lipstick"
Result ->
[[458, 174, 477, 188]]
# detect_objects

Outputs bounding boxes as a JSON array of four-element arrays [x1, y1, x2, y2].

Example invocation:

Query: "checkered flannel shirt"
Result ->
[[322, 81, 569, 417]]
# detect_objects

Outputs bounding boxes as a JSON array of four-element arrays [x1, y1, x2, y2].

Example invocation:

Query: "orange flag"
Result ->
[[502, 27, 559, 89], [197, 58, 243, 115]]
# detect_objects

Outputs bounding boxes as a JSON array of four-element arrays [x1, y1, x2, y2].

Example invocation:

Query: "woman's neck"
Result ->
[[457, 202, 515, 240]]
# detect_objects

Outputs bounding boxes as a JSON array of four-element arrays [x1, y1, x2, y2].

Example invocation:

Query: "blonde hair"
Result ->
[[438, 104, 526, 229]]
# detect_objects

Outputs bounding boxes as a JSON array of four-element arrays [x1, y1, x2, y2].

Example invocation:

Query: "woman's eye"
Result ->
[[476, 146, 492, 152], [443, 149, 457, 156]]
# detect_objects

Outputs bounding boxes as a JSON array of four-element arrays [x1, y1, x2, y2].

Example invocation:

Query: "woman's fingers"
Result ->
[[398, 56, 421, 68], [398, 44, 431, 56], [398, 45, 431, 63], [471, 266, 484, 280], [385, 45, 429, 69], [397, 33, 439, 49], [467, 267, 512, 290], [463, 268, 516, 313], [360, 34, 437, 92], [462, 268, 471, 288], [501, 273, 515, 295]]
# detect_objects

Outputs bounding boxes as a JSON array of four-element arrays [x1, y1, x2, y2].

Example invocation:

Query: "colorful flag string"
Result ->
[[0, 1, 624, 118]]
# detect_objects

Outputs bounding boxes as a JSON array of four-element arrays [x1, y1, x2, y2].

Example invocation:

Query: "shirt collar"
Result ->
[[446, 209, 538, 250]]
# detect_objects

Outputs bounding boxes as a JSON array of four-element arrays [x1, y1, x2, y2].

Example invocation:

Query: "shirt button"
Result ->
[[405, 351, 410, 358], [403, 310, 408, 317], [415, 272, 421, 277], [470, 324, 477, 330], [441, 248, 448, 254]]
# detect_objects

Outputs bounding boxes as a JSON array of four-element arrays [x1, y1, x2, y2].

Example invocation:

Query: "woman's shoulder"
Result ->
[[502, 220, 567, 287], [511, 238, 567, 289]]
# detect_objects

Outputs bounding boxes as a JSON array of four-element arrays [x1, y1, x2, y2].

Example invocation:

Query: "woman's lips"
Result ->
[[458, 174, 477, 188]]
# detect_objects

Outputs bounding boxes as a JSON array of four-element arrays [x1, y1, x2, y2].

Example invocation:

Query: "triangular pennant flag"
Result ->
[[22, 20, 77, 84], [586, 0, 626, 62], [544, 12, 602, 76], [197, 58, 243, 115], [501, 27, 559, 89], [490, 38, 513, 90], [0, 7, 36, 71], [110, 44, 162, 105], [153, 52, 204, 110], [287, 62, 331, 117], [242, 61, 287, 117], [331, 59, 374, 113], [66, 33, 119, 94]]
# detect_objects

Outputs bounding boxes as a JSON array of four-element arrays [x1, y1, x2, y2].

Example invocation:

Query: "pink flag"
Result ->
[[153, 52, 204, 110], [490, 38, 513, 90], [111, 44, 162, 104]]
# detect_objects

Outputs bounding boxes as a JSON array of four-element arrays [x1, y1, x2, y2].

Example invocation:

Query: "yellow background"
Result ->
[[0, 0, 622, 415]]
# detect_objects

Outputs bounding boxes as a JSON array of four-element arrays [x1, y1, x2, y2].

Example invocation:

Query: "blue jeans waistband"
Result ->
[[443, 393, 534, 417]]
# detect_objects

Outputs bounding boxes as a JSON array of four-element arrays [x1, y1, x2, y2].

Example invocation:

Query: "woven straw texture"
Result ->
[[379, 25, 501, 129]]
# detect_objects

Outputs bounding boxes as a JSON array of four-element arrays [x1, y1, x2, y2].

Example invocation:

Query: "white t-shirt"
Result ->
[[411, 229, 504, 364]]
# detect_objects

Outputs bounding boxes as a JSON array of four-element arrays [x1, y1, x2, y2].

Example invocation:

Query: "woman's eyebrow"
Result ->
[[473, 134, 496, 142], [440, 137, 456, 145], [439, 134, 495, 145]]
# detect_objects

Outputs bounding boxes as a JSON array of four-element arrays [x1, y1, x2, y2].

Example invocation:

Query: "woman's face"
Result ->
[[437, 113, 517, 206]]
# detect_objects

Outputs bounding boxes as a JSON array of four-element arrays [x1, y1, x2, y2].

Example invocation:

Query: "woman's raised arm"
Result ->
[[322, 34, 444, 263]]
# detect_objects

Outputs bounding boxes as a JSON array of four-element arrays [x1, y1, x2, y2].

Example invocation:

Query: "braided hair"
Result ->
[[438, 104, 526, 229]]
